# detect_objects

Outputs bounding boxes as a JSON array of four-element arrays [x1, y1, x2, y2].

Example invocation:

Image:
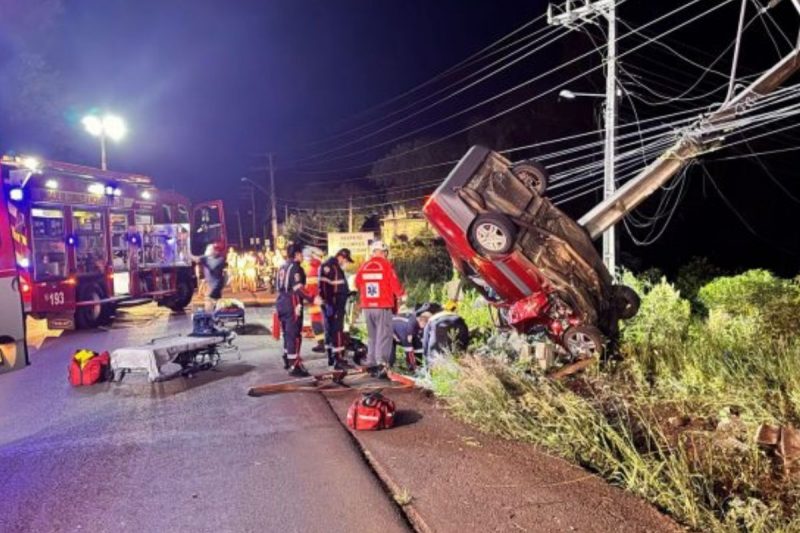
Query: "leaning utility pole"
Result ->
[[580, 45, 800, 238], [268, 153, 278, 251], [549, 0, 618, 275]]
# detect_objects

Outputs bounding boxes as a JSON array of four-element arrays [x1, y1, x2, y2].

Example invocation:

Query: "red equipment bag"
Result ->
[[272, 311, 281, 340], [68, 350, 112, 387], [346, 391, 396, 431]]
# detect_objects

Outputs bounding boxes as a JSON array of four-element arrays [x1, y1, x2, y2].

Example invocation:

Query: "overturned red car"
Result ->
[[423, 145, 639, 360]]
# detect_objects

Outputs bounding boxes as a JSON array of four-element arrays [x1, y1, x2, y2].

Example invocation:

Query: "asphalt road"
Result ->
[[0, 306, 408, 533]]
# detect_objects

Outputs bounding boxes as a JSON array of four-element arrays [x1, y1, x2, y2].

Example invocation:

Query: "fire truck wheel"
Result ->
[[168, 277, 194, 311], [75, 283, 112, 329], [562, 325, 605, 360], [511, 160, 549, 195], [469, 213, 517, 257], [613, 285, 641, 320]]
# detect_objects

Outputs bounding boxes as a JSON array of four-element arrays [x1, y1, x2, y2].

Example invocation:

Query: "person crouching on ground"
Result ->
[[198, 243, 226, 313], [276, 244, 321, 376], [355, 240, 405, 376], [391, 311, 431, 372]]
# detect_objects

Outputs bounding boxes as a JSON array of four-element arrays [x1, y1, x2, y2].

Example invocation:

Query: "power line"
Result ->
[[288, 0, 737, 174]]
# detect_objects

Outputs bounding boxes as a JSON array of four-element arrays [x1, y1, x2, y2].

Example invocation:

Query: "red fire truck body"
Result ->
[[1, 156, 226, 330]]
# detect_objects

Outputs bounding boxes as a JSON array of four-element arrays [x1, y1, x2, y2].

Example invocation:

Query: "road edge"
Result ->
[[320, 394, 433, 533]]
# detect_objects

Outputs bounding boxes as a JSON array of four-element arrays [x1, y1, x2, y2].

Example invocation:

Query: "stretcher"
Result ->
[[110, 331, 239, 382]]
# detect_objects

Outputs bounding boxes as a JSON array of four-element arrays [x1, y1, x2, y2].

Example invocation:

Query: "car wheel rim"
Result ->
[[475, 223, 508, 252], [566, 332, 597, 358]]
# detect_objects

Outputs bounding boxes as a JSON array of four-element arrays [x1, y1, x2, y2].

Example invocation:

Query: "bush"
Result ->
[[698, 269, 800, 339], [392, 239, 453, 286]]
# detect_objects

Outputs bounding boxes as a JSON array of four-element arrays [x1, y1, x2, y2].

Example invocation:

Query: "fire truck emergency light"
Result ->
[[66, 235, 78, 247], [17, 257, 30, 269], [9, 188, 24, 202], [88, 183, 104, 196], [45, 179, 59, 189], [141, 190, 152, 200]]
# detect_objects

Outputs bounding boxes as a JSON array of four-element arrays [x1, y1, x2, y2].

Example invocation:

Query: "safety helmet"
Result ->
[[370, 240, 388, 253]]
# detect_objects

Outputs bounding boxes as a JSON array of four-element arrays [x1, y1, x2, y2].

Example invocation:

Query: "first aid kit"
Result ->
[[68, 349, 112, 387], [346, 391, 396, 431]]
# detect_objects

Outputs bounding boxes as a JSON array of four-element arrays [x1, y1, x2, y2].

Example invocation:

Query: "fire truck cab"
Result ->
[[1, 155, 226, 331]]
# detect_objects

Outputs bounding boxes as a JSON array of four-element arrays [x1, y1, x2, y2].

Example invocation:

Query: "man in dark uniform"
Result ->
[[421, 310, 470, 365], [319, 248, 353, 369], [391, 312, 431, 371], [276, 244, 318, 376]]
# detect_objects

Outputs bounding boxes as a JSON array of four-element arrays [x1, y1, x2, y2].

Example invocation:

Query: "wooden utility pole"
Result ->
[[268, 153, 278, 251], [549, 0, 618, 274], [348, 196, 354, 233], [235, 210, 244, 249], [580, 46, 800, 239]]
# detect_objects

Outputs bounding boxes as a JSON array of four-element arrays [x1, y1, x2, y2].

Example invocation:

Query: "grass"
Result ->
[[394, 487, 413, 506], [422, 270, 800, 532]]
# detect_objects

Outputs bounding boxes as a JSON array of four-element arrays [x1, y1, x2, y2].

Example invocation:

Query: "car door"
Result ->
[[0, 195, 28, 373]]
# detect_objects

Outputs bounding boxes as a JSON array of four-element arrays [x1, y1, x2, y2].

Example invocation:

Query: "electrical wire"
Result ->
[[288, 0, 737, 174]]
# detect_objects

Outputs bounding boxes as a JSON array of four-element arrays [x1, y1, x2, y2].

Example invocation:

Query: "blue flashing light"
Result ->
[[66, 234, 78, 247]]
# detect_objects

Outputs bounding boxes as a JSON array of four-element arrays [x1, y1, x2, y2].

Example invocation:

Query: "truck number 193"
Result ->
[[44, 292, 65, 306]]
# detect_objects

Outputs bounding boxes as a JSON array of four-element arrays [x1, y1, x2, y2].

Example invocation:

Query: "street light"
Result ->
[[82, 114, 127, 170], [558, 88, 622, 100]]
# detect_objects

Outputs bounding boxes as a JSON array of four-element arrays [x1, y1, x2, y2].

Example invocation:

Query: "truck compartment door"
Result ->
[[191, 201, 227, 256], [0, 195, 28, 373]]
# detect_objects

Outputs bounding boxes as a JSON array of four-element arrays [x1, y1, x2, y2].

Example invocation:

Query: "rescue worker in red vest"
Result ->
[[354, 240, 405, 376], [276, 244, 320, 376], [319, 248, 354, 369], [303, 246, 326, 354]]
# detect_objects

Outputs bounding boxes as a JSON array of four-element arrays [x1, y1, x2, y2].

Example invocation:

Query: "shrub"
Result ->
[[392, 239, 453, 286], [698, 269, 800, 340]]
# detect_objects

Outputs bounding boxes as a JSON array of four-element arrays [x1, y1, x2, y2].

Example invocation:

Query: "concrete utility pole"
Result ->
[[348, 196, 354, 233], [235, 210, 244, 249], [549, 0, 618, 275], [268, 153, 279, 251], [580, 47, 800, 238], [248, 180, 257, 244]]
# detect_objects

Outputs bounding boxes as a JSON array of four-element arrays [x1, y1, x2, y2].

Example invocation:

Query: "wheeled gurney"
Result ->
[[110, 332, 238, 382]]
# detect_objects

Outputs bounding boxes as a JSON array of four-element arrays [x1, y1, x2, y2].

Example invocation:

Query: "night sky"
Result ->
[[1, 0, 799, 276]]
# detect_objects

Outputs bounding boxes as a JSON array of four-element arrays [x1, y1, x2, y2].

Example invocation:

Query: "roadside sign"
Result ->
[[328, 232, 374, 258]]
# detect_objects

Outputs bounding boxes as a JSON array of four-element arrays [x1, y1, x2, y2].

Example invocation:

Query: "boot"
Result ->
[[312, 342, 326, 354], [327, 349, 335, 368], [288, 358, 310, 377], [281, 354, 289, 370]]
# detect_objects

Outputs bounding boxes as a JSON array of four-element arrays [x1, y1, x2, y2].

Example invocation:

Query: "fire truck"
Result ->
[[0, 155, 226, 336]]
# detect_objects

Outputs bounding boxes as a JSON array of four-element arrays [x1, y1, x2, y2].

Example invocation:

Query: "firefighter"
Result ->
[[319, 248, 354, 369], [391, 311, 431, 371], [197, 243, 227, 313], [354, 241, 405, 375], [303, 247, 327, 354], [276, 244, 319, 376]]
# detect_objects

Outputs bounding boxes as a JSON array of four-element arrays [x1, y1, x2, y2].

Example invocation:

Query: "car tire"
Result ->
[[75, 283, 113, 329], [562, 325, 605, 360], [613, 285, 640, 320], [469, 213, 517, 257], [511, 160, 549, 195], [168, 276, 194, 312]]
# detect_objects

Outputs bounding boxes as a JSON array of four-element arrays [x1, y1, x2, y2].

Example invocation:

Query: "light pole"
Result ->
[[82, 114, 127, 171], [558, 86, 622, 274], [241, 177, 272, 248]]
